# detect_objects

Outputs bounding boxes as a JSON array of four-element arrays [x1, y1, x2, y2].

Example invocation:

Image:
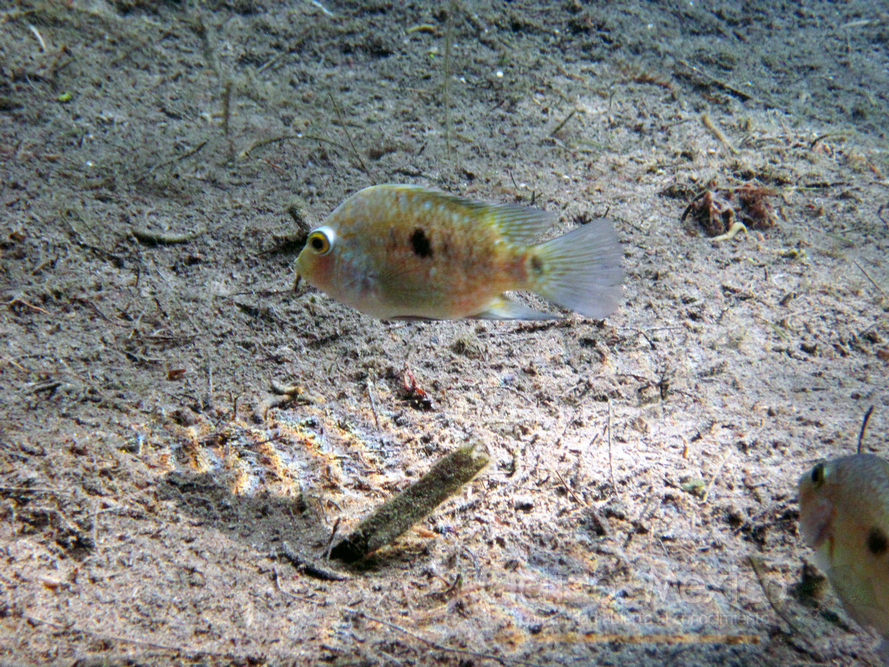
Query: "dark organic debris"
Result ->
[[279, 540, 351, 581], [680, 183, 777, 238]]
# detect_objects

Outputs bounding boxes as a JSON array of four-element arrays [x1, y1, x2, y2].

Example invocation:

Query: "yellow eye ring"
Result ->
[[306, 227, 334, 255]]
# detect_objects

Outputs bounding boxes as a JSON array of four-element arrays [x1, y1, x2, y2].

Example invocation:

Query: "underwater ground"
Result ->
[[1, 0, 888, 665]]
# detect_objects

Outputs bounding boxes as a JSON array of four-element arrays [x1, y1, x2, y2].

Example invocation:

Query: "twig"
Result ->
[[279, 540, 350, 581], [533, 631, 759, 644], [323, 517, 341, 560], [809, 132, 847, 150], [676, 58, 770, 107], [443, 0, 455, 157], [222, 79, 233, 159], [679, 190, 710, 225], [134, 140, 208, 183], [27, 24, 46, 52], [552, 409, 577, 452], [330, 445, 488, 562], [878, 202, 889, 227], [711, 221, 747, 242], [132, 228, 206, 245], [853, 259, 887, 299], [550, 109, 578, 136], [307, 0, 335, 17], [701, 113, 737, 155], [858, 405, 875, 454], [701, 452, 729, 503], [747, 555, 814, 647], [328, 93, 371, 178], [623, 490, 655, 549], [350, 611, 545, 667], [553, 466, 587, 508], [6, 298, 50, 315], [366, 381, 381, 431], [241, 133, 351, 157], [23, 614, 236, 658], [607, 399, 618, 496], [272, 566, 327, 604]]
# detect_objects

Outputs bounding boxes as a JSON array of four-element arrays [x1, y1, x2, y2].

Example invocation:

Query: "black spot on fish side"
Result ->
[[411, 228, 433, 258], [866, 527, 889, 556], [531, 255, 545, 275]]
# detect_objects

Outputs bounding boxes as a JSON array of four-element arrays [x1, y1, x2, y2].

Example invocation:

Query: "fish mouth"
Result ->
[[293, 254, 305, 290], [809, 519, 831, 549], [800, 499, 834, 549]]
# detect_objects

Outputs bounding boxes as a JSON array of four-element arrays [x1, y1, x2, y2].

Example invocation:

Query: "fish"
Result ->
[[798, 454, 889, 661], [293, 184, 623, 320]]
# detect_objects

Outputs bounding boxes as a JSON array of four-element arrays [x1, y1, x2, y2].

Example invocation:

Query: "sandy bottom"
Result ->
[[1, 0, 888, 665]]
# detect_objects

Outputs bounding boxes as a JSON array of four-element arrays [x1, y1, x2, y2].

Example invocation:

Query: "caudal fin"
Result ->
[[530, 218, 623, 319]]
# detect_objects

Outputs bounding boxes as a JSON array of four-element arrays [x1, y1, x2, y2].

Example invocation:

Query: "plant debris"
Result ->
[[330, 444, 489, 562], [681, 183, 777, 238]]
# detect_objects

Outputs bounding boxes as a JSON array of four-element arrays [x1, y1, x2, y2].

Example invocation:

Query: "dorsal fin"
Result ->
[[390, 185, 556, 245], [482, 202, 558, 245]]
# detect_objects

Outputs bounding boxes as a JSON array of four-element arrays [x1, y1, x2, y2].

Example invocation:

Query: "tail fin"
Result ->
[[530, 218, 623, 319]]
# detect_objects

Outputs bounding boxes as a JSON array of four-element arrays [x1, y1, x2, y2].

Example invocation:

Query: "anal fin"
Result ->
[[471, 296, 560, 320]]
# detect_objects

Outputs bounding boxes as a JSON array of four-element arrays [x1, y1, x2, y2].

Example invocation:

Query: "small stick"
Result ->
[[748, 555, 815, 649], [553, 466, 587, 508], [858, 405, 875, 454], [701, 113, 738, 155], [6, 298, 50, 315], [839, 19, 873, 29], [323, 517, 341, 560], [676, 58, 766, 105], [853, 259, 887, 299], [809, 132, 848, 150], [270, 380, 303, 396], [279, 540, 350, 581], [222, 79, 232, 138], [241, 133, 351, 157], [679, 190, 709, 225], [222, 79, 234, 159], [711, 221, 747, 242], [366, 380, 381, 431], [23, 614, 236, 658], [623, 492, 656, 549], [701, 452, 728, 503], [131, 228, 206, 245], [27, 24, 46, 52], [878, 202, 889, 227], [406, 24, 437, 34], [607, 399, 618, 496], [330, 445, 488, 562], [307, 0, 335, 17], [328, 92, 372, 178], [550, 109, 578, 136], [273, 566, 327, 604], [134, 140, 208, 183], [443, 0, 455, 157], [350, 611, 545, 667]]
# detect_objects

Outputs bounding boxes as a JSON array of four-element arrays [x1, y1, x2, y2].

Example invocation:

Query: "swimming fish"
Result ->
[[798, 454, 889, 660], [293, 184, 623, 320]]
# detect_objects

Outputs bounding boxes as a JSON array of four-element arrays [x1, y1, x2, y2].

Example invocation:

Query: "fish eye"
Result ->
[[306, 227, 335, 255], [810, 463, 825, 487]]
